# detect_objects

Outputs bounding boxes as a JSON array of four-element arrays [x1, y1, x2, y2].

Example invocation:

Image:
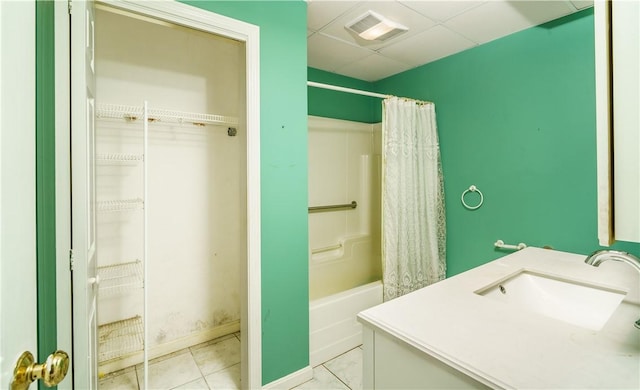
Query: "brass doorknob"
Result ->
[[12, 350, 69, 390]]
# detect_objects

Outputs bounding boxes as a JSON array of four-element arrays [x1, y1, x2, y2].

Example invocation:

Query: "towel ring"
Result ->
[[461, 185, 483, 210]]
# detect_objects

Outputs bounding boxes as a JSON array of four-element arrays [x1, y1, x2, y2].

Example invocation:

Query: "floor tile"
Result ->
[[324, 347, 362, 390], [204, 363, 241, 389], [191, 337, 241, 376], [172, 377, 210, 389], [99, 368, 139, 390], [146, 347, 192, 365], [97, 336, 366, 390], [137, 350, 202, 390], [292, 365, 349, 390]]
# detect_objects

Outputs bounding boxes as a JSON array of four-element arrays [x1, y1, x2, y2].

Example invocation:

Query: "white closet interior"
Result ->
[[94, 6, 247, 375]]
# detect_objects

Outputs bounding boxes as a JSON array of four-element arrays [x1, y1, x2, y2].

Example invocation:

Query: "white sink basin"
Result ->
[[475, 270, 627, 331]]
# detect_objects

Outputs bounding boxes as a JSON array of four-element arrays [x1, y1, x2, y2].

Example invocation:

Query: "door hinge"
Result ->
[[69, 249, 75, 271]]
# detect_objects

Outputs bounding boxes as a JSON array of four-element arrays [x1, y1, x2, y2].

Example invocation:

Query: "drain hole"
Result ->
[[499, 285, 506, 294]]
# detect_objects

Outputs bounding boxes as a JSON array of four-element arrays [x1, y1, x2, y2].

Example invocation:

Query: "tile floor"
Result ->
[[99, 333, 363, 390], [291, 347, 362, 390]]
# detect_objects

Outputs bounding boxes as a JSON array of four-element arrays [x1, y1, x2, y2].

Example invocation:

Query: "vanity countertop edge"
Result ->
[[357, 247, 640, 389]]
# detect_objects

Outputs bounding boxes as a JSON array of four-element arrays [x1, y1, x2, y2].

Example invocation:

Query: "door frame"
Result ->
[[54, 0, 73, 388], [56, 1, 262, 387]]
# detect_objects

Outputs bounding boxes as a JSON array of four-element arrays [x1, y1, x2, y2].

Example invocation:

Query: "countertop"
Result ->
[[357, 247, 640, 389]]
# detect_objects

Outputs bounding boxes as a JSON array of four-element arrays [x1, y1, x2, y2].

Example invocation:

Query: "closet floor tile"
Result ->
[[204, 363, 241, 389], [144, 347, 193, 366], [191, 336, 241, 376], [172, 377, 209, 389], [137, 350, 202, 390], [98, 368, 139, 390]]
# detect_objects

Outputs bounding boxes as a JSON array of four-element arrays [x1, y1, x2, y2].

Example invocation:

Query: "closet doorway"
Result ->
[[67, 2, 261, 389]]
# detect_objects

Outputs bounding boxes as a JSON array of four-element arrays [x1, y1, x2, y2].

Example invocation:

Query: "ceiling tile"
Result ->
[[320, 2, 437, 51], [443, 0, 574, 44], [308, 33, 374, 72], [307, 0, 361, 31], [335, 53, 413, 82], [379, 25, 477, 67], [509, 1, 576, 23], [307, 1, 588, 81], [570, 1, 594, 10], [400, 1, 484, 22]]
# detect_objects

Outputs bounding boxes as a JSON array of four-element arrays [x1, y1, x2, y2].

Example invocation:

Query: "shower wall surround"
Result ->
[[308, 116, 382, 301]]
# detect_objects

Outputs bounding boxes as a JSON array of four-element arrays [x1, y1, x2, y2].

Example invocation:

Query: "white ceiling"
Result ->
[[307, 0, 593, 82]]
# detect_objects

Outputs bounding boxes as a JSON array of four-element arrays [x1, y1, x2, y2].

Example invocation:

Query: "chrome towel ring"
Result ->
[[461, 185, 483, 210]]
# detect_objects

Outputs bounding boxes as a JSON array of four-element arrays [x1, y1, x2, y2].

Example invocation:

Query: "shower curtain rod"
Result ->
[[307, 81, 392, 99]]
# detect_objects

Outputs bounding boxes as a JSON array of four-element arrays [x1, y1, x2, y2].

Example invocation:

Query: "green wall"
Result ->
[[182, 1, 309, 384], [35, 4, 58, 390], [373, 9, 639, 276], [308, 67, 377, 123]]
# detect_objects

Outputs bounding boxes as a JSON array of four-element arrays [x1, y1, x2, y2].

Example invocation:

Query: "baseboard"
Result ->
[[98, 320, 240, 375], [262, 366, 313, 390]]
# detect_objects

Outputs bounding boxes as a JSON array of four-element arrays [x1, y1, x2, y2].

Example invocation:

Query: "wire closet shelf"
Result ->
[[97, 260, 144, 296], [96, 153, 144, 165], [96, 103, 239, 127], [98, 316, 144, 363], [97, 198, 144, 213]]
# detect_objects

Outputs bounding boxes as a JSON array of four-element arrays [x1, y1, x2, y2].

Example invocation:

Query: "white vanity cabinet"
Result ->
[[595, 0, 640, 245], [361, 327, 489, 389]]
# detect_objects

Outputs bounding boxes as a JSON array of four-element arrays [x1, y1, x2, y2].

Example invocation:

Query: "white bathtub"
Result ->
[[309, 280, 383, 367]]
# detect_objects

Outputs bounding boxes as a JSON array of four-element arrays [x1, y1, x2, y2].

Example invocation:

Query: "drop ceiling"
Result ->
[[307, 0, 593, 82]]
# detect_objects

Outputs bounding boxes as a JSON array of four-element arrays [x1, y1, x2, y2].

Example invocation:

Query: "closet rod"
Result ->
[[307, 81, 391, 99]]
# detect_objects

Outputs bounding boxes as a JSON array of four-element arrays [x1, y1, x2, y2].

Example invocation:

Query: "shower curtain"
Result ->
[[382, 97, 446, 301]]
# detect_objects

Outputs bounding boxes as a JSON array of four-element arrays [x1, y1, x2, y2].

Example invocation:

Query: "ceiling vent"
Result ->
[[345, 10, 408, 42]]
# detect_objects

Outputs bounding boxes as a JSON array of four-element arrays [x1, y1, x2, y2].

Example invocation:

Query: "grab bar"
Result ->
[[311, 243, 343, 254], [494, 239, 527, 251], [308, 201, 357, 213]]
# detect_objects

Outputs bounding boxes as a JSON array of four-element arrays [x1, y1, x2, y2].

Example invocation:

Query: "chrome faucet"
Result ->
[[585, 249, 640, 272], [585, 249, 640, 329]]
